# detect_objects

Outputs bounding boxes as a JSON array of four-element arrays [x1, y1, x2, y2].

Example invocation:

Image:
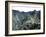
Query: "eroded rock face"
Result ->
[[12, 10, 40, 30]]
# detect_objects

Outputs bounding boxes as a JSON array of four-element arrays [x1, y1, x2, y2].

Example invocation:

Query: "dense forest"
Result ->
[[12, 10, 40, 30]]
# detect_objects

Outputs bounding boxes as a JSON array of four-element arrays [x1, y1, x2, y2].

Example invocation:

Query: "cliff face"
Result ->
[[12, 10, 40, 30]]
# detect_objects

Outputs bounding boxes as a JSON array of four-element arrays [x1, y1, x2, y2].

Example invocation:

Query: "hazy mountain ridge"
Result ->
[[12, 10, 40, 15]]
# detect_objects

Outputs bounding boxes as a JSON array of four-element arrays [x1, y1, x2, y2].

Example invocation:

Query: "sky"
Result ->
[[12, 6, 41, 12]]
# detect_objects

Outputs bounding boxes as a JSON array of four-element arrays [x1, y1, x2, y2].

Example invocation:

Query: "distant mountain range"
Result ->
[[12, 10, 40, 15]]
